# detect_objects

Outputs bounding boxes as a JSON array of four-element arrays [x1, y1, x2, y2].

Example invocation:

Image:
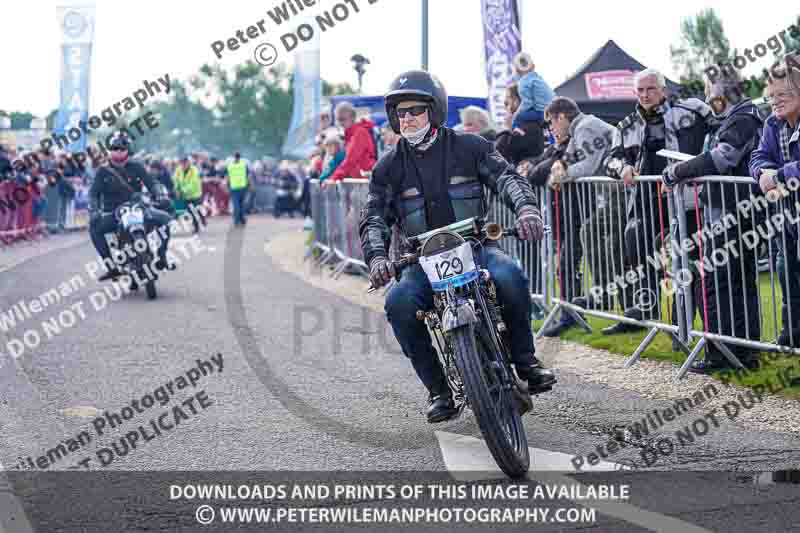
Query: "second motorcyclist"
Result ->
[[89, 133, 176, 281]]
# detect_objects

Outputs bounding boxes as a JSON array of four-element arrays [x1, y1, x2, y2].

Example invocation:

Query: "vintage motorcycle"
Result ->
[[106, 192, 161, 300], [370, 216, 540, 478]]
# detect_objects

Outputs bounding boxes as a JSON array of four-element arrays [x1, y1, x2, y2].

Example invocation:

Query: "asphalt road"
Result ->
[[0, 215, 798, 532]]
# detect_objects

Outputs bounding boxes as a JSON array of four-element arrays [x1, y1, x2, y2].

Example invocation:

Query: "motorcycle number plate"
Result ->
[[121, 211, 144, 227], [420, 242, 478, 292]]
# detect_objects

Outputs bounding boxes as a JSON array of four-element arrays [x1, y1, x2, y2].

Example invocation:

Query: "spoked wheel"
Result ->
[[451, 323, 530, 478]]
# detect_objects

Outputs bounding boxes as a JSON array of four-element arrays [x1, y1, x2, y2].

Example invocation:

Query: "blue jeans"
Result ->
[[230, 188, 247, 224], [512, 109, 545, 129], [385, 244, 536, 393]]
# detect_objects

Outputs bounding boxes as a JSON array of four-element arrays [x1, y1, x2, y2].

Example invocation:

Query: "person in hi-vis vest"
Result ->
[[226, 152, 250, 226], [173, 155, 206, 234]]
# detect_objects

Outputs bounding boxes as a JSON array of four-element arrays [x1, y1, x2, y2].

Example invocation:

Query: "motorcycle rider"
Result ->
[[359, 70, 556, 424], [89, 133, 175, 281]]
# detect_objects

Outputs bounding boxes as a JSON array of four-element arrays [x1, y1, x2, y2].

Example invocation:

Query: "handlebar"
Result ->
[[366, 224, 519, 293]]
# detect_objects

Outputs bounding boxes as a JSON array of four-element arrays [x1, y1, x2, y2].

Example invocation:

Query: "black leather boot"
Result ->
[[155, 256, 177, 271], [515, 358, 557, 394], [98, 268, 122, 282], [426, 385, 459, 424]]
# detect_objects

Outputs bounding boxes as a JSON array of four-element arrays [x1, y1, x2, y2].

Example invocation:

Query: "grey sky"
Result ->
[[1, 0, 797, 118]]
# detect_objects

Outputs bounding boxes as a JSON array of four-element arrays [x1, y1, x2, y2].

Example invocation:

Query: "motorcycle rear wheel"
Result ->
[[451, 323, 529, 478]]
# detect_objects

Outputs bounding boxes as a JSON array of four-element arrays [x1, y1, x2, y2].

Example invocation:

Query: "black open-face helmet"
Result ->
[[384, 70, 448, 134], [108, 133, 131, 165], [109, 133, 131, 152]]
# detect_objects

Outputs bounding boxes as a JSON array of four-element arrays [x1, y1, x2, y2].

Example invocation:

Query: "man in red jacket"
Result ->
[[322, 102, 377, 187]]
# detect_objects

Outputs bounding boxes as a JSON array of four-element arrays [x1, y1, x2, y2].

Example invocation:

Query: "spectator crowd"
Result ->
[[307, 50, 800, 375], [5, 47, 800, 375]]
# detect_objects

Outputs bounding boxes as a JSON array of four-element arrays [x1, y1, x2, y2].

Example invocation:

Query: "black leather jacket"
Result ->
[[89, 160, 161, 213], [359, 127, 539, 267], [669, 99, 764, 209]]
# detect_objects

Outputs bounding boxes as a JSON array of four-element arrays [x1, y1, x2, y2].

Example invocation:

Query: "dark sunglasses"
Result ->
[[395, 105, 428, 118], [111, 147, 127, 152]]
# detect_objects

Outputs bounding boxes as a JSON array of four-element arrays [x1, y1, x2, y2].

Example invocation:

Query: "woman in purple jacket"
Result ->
[[749, 56, 800, 348]]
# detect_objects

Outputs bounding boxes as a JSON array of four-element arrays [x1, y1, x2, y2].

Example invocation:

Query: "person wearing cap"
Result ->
[[226, 151, 249, 226], [360, 70, 555, 424], [173, 155, 205, 233], [319, 129, 345, 184]]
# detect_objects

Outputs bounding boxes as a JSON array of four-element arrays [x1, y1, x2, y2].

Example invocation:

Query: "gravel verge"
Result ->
[[265, 229, 800, 436]]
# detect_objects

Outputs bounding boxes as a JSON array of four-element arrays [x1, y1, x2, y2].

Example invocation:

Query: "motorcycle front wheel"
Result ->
[[451, 323, 529, 478]]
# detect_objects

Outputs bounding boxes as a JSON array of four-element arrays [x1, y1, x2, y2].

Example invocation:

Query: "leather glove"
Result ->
[[515, 206, 544, 241], [369, 256, 395, 288], [661, 163, 680, 188], [89, 207, 102, 224]]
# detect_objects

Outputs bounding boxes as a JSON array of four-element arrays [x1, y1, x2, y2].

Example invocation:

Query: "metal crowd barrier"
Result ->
[[251, 181, 275, 214], [307, 173, 800, 381], [536, 174, 800, 381], [670, 176, 800, 378], [540, 176, 687, 367], [307, 179, 369, 278], [486, 184, 553, 328], [0, 181, 46, 245]]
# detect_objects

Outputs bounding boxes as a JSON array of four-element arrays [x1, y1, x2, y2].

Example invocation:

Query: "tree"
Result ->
[[776, 16, 800, 59], [323, 80, 356, 96], [5, 63, 351, 159], [670, 9, 731, 84]]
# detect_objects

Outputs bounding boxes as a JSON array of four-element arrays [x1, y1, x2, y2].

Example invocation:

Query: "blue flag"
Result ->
[[54, 4, 95, 153]]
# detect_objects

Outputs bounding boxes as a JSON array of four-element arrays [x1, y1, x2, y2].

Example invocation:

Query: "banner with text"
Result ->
[[54, 4, 96, 153], [480, 0, 521, 127], [585, 70, 637, 100]]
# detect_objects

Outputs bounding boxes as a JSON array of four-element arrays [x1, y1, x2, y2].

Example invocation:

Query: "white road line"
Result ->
[[436, 431, 713, 533], [435, 431, 623, 476]]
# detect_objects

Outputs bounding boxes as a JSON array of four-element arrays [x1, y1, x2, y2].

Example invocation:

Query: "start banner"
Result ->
[[54, 3, 96, 154]]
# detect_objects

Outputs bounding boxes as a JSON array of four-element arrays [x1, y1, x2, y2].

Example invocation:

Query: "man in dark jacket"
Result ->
[[360, 70, 555, 424], [89, 134, 174, 281], [496, 83, 544, 166], [604, 68, 713, 334], [663, 70, 766, 372], [750, 56, 800, 350]]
